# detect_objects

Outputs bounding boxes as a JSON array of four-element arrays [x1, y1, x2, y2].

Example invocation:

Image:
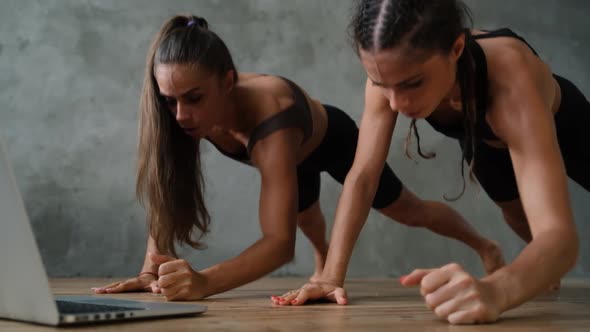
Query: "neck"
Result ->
[[436, 80, 463, 114], [212, 85, 243, 135], [447, 80, 463, 112]]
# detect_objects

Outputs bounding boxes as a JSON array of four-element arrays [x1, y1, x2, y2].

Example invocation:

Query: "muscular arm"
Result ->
[[485, 52, 579, 311], [199, 127, 301, 297], [322, 79, 399, 286]]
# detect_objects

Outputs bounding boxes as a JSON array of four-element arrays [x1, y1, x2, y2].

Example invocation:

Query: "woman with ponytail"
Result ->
[[92, 13, 501, 301], [276, 0, 588, 324]]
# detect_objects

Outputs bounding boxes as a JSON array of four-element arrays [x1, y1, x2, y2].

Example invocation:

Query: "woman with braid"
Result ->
[[276, 0, 588, 325], [91, 14, 502, 300]]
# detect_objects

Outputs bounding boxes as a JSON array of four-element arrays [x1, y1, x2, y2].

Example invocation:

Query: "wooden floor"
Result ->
[[1, 278, 589, 331]]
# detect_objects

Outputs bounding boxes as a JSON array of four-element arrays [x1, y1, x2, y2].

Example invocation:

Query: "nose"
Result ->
[[386, 89, 411, 112], [175, 102, 192, 124]]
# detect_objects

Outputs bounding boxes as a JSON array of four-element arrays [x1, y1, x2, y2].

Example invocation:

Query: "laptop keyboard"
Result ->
[[56, 300, 145, 314]]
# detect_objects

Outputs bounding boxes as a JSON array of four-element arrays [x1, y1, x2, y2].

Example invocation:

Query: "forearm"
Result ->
[[321, 174, 378, 286], [200, 236, 294, 297], [140, 235, 163, 274], [485, 229, 579, 311]]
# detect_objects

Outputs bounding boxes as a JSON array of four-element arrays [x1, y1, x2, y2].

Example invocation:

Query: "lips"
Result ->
[[181, 127, 201, 137], [402, 110, 421, 118]]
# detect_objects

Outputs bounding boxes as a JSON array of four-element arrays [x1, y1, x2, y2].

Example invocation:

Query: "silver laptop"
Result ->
[[0, 137, 207, 326]]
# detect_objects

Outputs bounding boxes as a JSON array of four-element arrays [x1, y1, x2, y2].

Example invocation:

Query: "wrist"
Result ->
[[482, 270, 512, 313], [319, 270, 345, 287], [195, 270, 213, 299], [141, 262, 159, 275], [139, 271, 158, 279]]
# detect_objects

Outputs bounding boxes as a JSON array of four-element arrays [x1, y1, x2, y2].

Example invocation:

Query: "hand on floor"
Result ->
[[92, 273, 160, 294], [271, 281, 348, 306]]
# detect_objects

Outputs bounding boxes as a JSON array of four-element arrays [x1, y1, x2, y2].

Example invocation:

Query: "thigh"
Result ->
[[554, 75, 590, 191], [297, 168, 321, 213], [321, 105, 403, 208], [320, 105, 359, 183], [297, 200, 324, 225]]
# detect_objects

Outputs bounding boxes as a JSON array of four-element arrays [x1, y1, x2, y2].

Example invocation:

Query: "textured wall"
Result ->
[[0, 0, 588, 278]]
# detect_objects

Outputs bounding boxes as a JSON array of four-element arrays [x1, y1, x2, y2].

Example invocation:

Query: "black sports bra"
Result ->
[[209, 76, 313, 164], [425, 28, 539, 141]]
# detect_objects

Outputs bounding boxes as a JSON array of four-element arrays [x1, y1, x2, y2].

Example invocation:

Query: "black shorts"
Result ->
[[296, 104, 403, 212], [461, 74, 590, 202]]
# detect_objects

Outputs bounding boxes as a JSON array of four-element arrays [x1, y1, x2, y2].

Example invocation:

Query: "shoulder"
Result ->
[[478, 35, 554, 104], [364, 77, 394, 115], [236, 76, 283, 125], [478, 39, 556, 141], [237, 78, 301, 167]]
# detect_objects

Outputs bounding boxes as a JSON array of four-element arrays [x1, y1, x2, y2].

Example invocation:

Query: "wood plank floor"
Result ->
[[1, 278, 589, 331]]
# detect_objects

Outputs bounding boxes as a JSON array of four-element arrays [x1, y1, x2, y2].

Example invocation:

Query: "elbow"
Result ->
[[344, 169, 378, 197], [267, 236, 295, 265], [278, 240, 296, 265], [551, 228, 579, 272]]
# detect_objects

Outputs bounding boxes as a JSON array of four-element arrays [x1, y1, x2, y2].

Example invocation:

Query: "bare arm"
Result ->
[[199, 127, 301, 297], [401, 50, 580, 324], [321, 79, 399, 286], [271, 80, 400, 305], [484, 55, 579, 311], [94, 235, 164, 294]]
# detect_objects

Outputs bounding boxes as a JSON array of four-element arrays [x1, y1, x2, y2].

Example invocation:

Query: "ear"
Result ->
[[222, 70, 235, 94], [450, 33, 466, 62]]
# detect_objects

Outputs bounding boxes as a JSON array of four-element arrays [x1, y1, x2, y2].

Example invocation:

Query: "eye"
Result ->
[[185, 94, 203, 104], [403, 79, 424, 89], [164, 97, 177, 110]]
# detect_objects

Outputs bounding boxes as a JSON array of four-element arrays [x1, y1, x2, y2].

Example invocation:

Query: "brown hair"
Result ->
[[137, 15, 237, 256]]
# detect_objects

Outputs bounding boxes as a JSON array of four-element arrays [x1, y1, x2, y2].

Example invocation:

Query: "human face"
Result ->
[[155, 63, 233, 139], [359, 36, 464, 118]]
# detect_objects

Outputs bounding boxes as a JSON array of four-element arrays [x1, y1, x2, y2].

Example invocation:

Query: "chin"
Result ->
[[415, 106, 438, 119], [402, 109, 425, 119], [184, 131, 203, 140]]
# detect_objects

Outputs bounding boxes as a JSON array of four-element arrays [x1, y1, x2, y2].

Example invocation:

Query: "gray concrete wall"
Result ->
[[0, 0, 588, 278]]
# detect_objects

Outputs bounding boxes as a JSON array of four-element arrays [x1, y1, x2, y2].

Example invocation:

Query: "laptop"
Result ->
[[0, 137, 207, 326]]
